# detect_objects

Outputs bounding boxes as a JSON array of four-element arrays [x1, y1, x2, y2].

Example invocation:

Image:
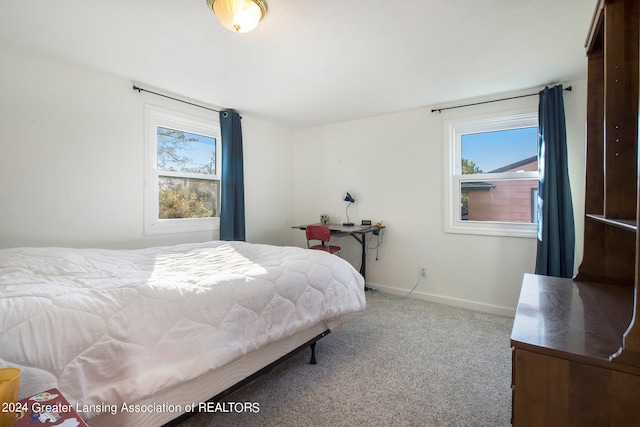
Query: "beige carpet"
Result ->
[[176, 291, 514, 427]]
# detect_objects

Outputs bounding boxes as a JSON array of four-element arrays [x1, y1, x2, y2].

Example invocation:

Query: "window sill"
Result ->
[[445, 220, 537, 238], [144, 217, 220, 235]]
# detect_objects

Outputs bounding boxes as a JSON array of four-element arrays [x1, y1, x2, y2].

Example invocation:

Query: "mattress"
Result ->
[[91, 319, 337, 427], [0, 241, 365, 423]]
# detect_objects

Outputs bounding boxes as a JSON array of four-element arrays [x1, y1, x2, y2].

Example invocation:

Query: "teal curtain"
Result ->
[[535, 85, 575, 277], [219, 110, 246, 241]]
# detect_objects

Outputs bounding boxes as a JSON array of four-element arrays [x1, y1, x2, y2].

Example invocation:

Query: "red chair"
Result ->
[[306, 225, 341, 255]]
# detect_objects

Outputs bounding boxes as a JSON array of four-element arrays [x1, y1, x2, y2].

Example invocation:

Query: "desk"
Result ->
[[292, 223, 384, 288]]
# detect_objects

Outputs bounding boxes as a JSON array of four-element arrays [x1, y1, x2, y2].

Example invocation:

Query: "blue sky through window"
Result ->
[[157, 127, 216, 174], [461, 127, 537, 173]]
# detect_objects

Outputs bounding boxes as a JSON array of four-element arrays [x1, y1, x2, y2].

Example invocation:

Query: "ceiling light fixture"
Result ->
[[206, 0, 268, 33]]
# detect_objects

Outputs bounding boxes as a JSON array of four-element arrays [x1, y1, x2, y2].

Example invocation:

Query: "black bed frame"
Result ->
[[163, 329, 331, 426]]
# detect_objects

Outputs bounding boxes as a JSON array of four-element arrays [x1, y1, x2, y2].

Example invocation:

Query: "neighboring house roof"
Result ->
[[489, 156, 538, 173], [461, 182, 496, 191], [462, 156, 537, 193]]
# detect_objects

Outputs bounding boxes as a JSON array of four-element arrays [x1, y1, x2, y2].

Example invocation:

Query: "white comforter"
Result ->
[[0, 241, 365, 418]]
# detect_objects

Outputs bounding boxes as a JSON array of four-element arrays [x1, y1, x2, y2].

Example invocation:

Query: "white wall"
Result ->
[[0, 42, 587, 315], [292, 82, 587, 315], [0, 43, 295, 249]]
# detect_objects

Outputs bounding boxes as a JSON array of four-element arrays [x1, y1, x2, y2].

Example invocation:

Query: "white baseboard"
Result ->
[[367, 283, 516, 318]]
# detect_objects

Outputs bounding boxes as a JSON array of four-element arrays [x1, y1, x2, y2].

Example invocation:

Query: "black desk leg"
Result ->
[[350, 233, 367, 288]]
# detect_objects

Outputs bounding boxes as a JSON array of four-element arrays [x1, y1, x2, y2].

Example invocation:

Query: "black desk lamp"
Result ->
[[343, 192, 355, 226]]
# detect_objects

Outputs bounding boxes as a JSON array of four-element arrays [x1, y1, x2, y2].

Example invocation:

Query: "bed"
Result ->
[[0, 240, 366, 426]]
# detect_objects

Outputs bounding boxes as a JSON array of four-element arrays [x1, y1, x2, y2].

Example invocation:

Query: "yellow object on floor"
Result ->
[[0, 368, 20, 427]]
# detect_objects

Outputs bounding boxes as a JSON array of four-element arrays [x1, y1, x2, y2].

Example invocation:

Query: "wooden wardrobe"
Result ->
[[510, 0, 640, 425]]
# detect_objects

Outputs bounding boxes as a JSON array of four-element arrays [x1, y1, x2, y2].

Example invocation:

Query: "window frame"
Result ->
[[144, 104, 222, 235], [444, 110, 539, 238]]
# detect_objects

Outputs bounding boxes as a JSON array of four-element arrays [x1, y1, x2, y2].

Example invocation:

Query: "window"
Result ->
[[445, 111, 539, 237], [144, 105, 221, 235]]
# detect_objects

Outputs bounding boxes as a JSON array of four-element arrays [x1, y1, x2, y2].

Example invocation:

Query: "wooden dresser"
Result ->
[[510, 0, 640, 425]]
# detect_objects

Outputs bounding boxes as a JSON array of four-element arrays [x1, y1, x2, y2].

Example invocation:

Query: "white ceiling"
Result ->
[[0, 0, 596, 129]]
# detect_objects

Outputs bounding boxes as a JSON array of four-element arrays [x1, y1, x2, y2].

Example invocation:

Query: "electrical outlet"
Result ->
[[419, 266, 427, 277]]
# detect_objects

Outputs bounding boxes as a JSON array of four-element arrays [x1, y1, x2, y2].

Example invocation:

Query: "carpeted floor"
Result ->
[[177, 291, 514, 427]]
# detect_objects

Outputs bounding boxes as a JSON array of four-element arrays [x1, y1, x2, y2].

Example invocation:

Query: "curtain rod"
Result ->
[[132, 85, 221, 113], [430, 86, 572, 114]]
